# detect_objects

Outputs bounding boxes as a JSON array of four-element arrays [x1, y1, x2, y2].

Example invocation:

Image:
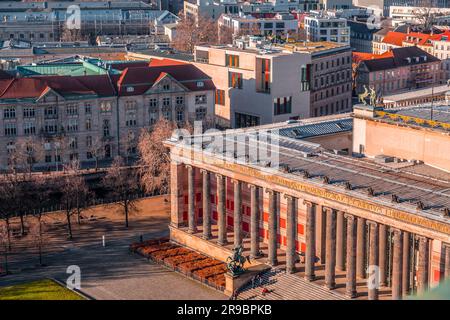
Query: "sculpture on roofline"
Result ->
[[369, 85, 377, 106], [358, 85, 369, 105]]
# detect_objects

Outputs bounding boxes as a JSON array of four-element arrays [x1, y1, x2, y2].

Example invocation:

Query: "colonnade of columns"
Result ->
[[183, 165, 450, 300]]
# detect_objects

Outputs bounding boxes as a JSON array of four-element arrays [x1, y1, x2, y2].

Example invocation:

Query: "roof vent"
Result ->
[[391, 194, 400, 203], [416, 201, 425, 210]]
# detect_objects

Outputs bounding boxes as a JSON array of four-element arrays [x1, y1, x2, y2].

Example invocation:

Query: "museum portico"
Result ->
[[165, 119, 450, 300]]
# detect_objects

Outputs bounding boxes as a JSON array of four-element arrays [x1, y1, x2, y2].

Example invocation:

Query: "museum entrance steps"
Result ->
[[237, 266, 348, 300]]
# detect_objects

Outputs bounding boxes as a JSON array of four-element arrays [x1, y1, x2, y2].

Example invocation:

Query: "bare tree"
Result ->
[[218, 25, 234, 45], [411, 0, 442, 31], [103, 156, 139, 228], [0, 173, 28, 237], [60, 161, 91, 238], [29, 218, 48, 267], [121, 131, 138, 166], [237, 23, 261, 37], [172, 12, 218, 53], [138, 119, 176, 195], [60, 23, 83, 42], [0, 224, 9, 275], [9, 137, 44, 176], [87, 136, 105, 171]]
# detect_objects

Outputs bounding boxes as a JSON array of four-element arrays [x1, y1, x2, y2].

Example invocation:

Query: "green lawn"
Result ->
[[0, 279, 85, 300]]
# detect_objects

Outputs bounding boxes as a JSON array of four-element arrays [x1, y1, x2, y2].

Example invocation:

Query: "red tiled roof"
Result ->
[[382, 31, 408, 46], [0, 74, 116, 100], [352, 51, 393, 63], [116, 64, 215, 96], [148, 58, 188, 67]]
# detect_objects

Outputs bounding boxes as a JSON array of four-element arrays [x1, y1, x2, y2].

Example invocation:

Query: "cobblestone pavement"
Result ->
[[237, 267, 347, 300]]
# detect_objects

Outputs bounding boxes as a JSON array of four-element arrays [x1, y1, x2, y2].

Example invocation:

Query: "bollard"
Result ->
[[102, 235, 106, 247]]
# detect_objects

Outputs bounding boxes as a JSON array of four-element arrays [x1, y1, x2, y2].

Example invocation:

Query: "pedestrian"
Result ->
[[257, 274, 262, 286], [262, 287, 269, 296], [251, 275, 256, 289]]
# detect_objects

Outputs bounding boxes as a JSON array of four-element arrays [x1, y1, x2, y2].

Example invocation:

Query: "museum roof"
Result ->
[[170, 117, 450, 225]]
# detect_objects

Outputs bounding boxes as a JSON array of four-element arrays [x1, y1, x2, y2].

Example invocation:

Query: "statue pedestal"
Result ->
[[223, 264, 271, 297]]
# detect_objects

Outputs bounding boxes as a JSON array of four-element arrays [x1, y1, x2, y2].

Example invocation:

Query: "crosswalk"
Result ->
[[237, 267, 347, 300]]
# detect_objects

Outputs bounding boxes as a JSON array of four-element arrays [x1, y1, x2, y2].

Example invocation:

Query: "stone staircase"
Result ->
[[237, 267, 348, 300]]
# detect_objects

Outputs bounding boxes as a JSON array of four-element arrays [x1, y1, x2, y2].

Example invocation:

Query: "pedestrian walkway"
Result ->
[[238, 267, 348, 300]]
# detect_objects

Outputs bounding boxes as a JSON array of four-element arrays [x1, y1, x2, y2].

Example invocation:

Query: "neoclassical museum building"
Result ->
[[165, 105, 450, 300]]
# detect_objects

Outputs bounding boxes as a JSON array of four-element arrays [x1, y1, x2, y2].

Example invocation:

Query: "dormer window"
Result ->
[[127, 86, 134, 93], [197, 81, 204, 87], [163, 84, 170, 91]]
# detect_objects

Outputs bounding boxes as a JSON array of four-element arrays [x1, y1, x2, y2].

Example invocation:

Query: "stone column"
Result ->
[[417, 236, 429, 294], [285, 194, 297, 274], [336, 211, 345, 271], [325, 208, 337, 289], [445, 244, 450, 279], [304, 200, 316, 281], [267, 189, 278, 266], [232, 179, 242, 247], [378, 224, 388, 287], [392, 229, 403, 300], [170, 161, 183, 228], [200, 169, 212, 240], [367, 221, 379, 300], [402, 231, 411, 296], [187, 165, 196, 234], [345, 214, 357, 298], [316, 206, 327, 264], [216, 174, 227, 246], [249, 184, 260, 259], [356, 217, 366, 279]]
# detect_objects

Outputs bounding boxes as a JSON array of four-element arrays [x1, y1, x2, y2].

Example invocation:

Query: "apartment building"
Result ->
[[184, 0, 239, 21], [355, 46, 442, 97], [294, 42, 353, 117], [389, 6, 450, 27], [218, 13, 299, 37], [0, 61, 215, 169], [304, 11, 350, 45]]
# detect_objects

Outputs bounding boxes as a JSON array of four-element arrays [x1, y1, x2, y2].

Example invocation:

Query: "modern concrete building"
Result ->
[[304, 11, 350, 45], [0, 60, 215, 169], [183, 0, 239, 21], [164, 110, 450, 300], [218, 13, 299, 37]]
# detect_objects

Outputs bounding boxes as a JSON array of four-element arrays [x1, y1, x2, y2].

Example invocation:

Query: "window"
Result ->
[[23, 107, 35, 118], [100, 101, 112, 113], [273, 97, 292, 115], [149, 110, 158, 125], [45, 155, 52, 163], [69, 137, 78, 150], [125, 101, 137, 127], [86, 136, 92, 148], [195, 95, 207, 104], [44, 121, 58, 134], [257, 58, 270, 93], [229, 72, 243, 89], [66, 104, 78, 116], [195, 107, 207, 121], [176, 110, 184, 122], [162, 97, 171, 107], [85, 118, 92, 131], [163, 84, 170, 91], [67, 119, 78, 132], [103, 119, 110, 137], [3, 107, 15, 119], [85, 103, 92, 115], [235, 112, 260, 128], [44, 106, 57, 118], [215, 89, 225, 105], [163, 110, 172, 121], [24, 122, 35, 135], [4, 123, 16, 136], [149, 98, 158, 108], [300, 65, 311, 91], [176, 96, 184, 106], [226, 54, 239, 68], [6, 141, 15, 154]]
